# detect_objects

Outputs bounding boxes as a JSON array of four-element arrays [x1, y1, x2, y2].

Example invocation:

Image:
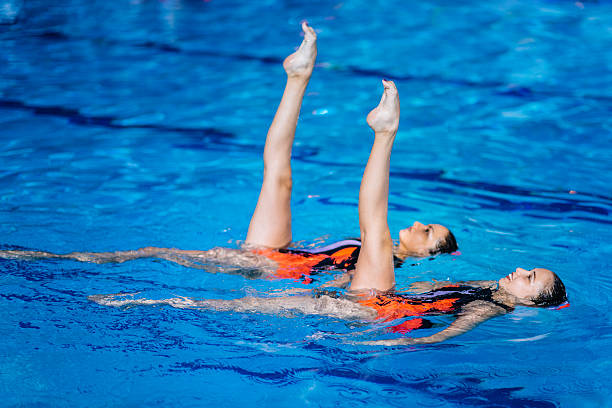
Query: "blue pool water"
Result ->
[[1, 0, 611, 406]]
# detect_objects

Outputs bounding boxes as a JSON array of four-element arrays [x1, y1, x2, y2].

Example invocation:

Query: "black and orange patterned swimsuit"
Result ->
[[357, 285, 512, 333], [252, 238, 405, 282], [251, 239, 362, 282]]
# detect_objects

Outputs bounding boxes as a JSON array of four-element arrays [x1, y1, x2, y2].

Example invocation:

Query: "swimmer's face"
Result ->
[[398, 221, 451, 257], [499, 267, 555, 304]]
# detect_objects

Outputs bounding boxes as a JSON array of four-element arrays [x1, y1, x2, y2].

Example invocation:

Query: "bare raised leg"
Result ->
[[350, 80, 400, 292], [245, 22, 317, 249]]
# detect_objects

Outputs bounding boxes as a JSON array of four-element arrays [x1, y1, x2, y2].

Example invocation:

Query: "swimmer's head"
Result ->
[[398, 221, 458, 257], [499, 267, 567, 307]]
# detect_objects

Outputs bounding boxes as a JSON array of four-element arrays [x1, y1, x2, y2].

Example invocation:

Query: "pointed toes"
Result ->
[[308, 26, 317, 40], [382, 79, 397, 92], [301, 21, 317, 41]]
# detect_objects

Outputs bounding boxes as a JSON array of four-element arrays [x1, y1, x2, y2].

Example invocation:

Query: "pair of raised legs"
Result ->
[[245, 22, 399, 291], [0, 23, 400, 292]]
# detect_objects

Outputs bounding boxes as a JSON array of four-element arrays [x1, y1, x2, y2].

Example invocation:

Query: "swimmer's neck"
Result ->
[[393, 243, 419, 260], [491, 286, 519, 308]]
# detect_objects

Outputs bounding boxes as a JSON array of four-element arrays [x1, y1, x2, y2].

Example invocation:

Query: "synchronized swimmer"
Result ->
[[0, 23, 456, 283], [0, 23, 567, 345]]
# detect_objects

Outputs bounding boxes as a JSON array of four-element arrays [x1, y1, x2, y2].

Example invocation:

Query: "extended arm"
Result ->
[[358, 300, 504, 346], [350, 80, 400, 292], [0, 246, 277, 277], [0, 247, 166, 263]]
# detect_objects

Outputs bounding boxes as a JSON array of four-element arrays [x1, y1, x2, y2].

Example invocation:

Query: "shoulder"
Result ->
[[460, 300, 508, 316]]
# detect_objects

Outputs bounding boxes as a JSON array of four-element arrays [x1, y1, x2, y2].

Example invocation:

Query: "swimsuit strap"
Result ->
[[302, 238, 361, 254]]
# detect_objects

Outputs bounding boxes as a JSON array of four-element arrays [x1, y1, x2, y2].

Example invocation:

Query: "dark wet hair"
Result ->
[[532, 273, 568, 307], [431, 230, 458, 255]]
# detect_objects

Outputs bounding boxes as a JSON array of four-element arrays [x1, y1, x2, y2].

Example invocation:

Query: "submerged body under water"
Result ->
[[1, 0, 611, 406]]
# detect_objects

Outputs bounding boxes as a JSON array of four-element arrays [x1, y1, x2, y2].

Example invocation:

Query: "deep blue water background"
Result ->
[[1, 0, 611, 406]]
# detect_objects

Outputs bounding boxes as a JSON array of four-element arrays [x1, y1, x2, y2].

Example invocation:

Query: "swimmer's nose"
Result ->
[[413, 221, 424, 228], [515, 267, 529, 275]]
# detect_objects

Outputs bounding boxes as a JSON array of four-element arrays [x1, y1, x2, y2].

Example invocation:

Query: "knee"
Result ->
[[263, 168, 292, 191], [279, 174, 293, 191]]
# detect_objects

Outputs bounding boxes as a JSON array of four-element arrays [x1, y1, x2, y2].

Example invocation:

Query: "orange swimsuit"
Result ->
[[356, 285, 511, 333], [358, 293, 461, 322], [252, 240, 361, 281], [252, 238, 406, 283]]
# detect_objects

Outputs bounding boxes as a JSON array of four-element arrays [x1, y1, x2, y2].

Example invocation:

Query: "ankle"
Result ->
[[375, 130, 396, 136], [286, 75, 310, 86], [374, 130, 397, 141]]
